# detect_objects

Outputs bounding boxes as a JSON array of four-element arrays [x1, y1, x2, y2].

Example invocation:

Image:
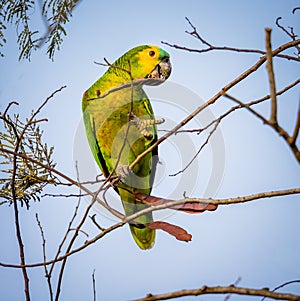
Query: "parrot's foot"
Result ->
[[130, 114, 164, 139], [116, 164, 133, 183]]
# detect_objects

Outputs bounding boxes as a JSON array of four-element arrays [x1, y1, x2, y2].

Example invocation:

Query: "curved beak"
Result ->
[[146, 57, 172, 85]]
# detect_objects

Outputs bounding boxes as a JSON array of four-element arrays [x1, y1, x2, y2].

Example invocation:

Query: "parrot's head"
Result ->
[[113, 45, 172, 85]]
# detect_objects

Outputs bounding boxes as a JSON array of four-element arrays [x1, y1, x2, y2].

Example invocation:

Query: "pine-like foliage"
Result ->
[[0, 0, 79, 60], [0, 104, 57, 208]]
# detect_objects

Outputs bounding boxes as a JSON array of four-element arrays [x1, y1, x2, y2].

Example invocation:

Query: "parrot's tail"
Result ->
[[129, 222, 155, 250], [119, 188, 155, 250]]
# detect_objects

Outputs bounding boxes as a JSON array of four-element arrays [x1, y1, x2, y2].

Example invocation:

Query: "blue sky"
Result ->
[[0, 1, 300, 300]]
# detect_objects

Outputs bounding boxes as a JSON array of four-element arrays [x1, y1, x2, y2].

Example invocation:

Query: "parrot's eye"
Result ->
[[149, 50, 155, 57]]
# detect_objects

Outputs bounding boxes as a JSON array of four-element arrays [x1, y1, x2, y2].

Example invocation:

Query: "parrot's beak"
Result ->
[[146, 57, 172, 85]]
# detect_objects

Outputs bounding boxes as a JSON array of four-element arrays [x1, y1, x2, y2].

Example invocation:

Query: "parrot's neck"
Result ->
[[88, 69, 133, 99]]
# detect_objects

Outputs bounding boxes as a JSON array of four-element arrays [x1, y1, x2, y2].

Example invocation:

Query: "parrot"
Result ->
[[82, 45, 171, 249]]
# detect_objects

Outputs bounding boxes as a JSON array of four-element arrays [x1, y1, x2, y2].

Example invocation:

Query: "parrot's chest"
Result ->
[[88, 87, 155, 162], [90, 88, 152, 137]]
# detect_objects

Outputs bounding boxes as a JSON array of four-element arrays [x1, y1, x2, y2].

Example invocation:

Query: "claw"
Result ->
[[116, 164, 132, 182], [130, 114, 165, 139]]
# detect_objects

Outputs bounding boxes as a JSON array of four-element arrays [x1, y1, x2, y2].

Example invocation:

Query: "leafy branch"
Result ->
[[0, 88, 65, 208], [0, 0, 80, 60], [0, 85, 65, 301], [41, 0, 81, 59]]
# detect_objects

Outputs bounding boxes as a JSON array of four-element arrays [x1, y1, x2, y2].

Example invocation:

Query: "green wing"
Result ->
[[83, 85, 157, 249]]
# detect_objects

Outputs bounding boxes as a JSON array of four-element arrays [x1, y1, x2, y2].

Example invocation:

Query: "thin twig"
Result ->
[[262, 280, 300, 301], [89, 214, 105, 231], [224, 93, 300, 162], [54, 162, 85, 301], [11, 153, 31, 300], [290, 99, 300, 145], [276, 17, 300, 56], [265, 28, 278, 125], [41, 193, 88, 198], [224, 94, 270, 124], [0, 147, 123, 219], [248, 78, 300, 107], [36, 214, 53, 301], [2, 101, 19, 117], [92, 269, 96, 301], [223, 277, 242, 301], [169, 120, 220, 176]]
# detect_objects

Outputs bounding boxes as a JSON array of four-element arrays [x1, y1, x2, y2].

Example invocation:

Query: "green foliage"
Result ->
[[0, 0, 79, 60], [42, 0, 79, 59], [0, 16, 7, 58], [0, 107, 57, 208]]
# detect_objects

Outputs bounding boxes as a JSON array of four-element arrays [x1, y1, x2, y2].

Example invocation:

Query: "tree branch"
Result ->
[[35, 213, 53, 301], [92, 269, 96, 301], [265, 28, 278, 126], [262, 280, 300, 301], [290, 99, 300, 146], [0, 187, 299, 269], [162, 18, 300, 62], [129, 39, 300, 171], [0, 147, 123, 220], [132, 285, 300, 301], [223, 93, 300, 162]]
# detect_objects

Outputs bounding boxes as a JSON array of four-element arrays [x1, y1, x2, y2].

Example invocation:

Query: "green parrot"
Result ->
[[82, 45, 171, 249]]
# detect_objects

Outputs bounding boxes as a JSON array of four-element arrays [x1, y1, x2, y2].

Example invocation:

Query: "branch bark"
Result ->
[[132, 285, 300, 301], [265, 28, 278, 126]]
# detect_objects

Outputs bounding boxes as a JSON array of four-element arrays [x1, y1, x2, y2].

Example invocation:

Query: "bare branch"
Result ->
[[48, 194, 81, 299], [224, 93, 270, 124], [41, 193, 88, 198], [276, 17, 300, 56], [223, 93, 300, 162], [132, 285, 300, 301], [2, 101, 19, 117], [0, 147, 122, 219], [265, 28, 278, 125], [36, 213, 53, 301], [249, 78, 300, 106], [92, 269, 96, 301], [169, 120, 220, 176], [89, 214, 105, 231], [162, 18, 300, 62], [290, 99, 300, 145]]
